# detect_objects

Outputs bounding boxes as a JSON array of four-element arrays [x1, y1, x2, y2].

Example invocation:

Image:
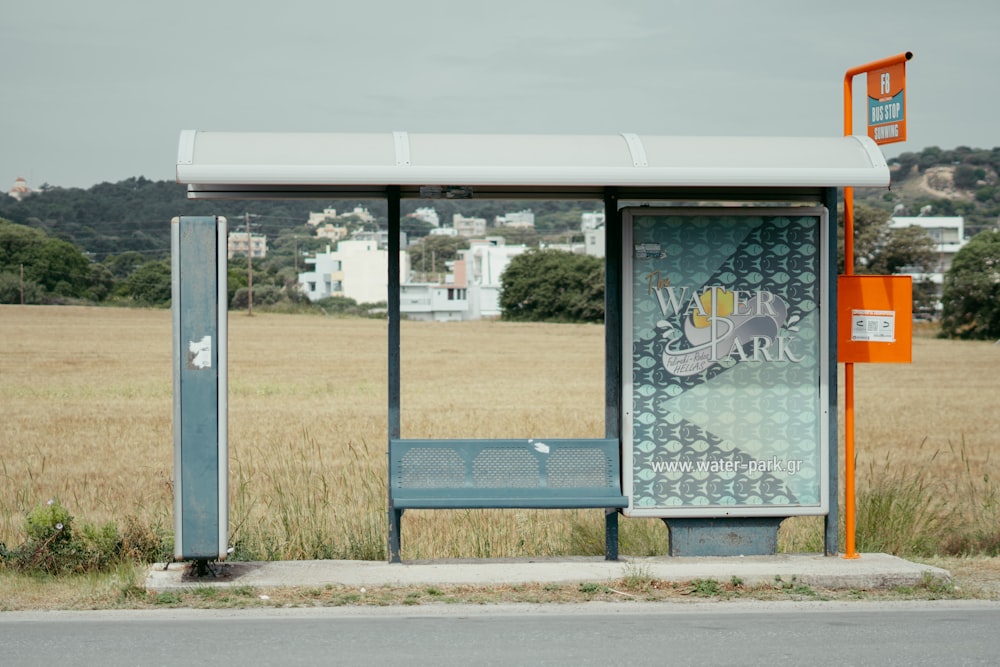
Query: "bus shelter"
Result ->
[[174, 131, 889, 560]]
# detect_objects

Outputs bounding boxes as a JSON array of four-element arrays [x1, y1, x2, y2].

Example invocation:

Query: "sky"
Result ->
[[3, 0, 998, 190]]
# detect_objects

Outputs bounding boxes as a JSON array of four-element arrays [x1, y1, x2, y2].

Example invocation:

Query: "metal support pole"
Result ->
[[823, 186, 840, 556], [387, 186, 402, 562], [603, 189, 622, 561]]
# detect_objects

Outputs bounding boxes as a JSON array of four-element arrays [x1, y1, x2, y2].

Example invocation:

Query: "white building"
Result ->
[[7, 176, 31, 201], [298, 240, 408, 304], [453, 213, 487, 238], [315, 223, 348, 242], [340, 206, 376, 223], [581, 211, 605, 231], [890, 215, 967, 314], [400, 282, 469, 321], [227, 231, 268, 259], [410, 207, 440, 228], [307, 207, 339, 226], [542, 241, 587, 254], [307, 206, 376, 226], [350, 229, 405, 250], [889, 216, 967, 285], [495, 210, 535, 228], [459, 237, 528, 319], [400, 236, 527, 321], [400, 258, 469, 322], [584, 226, 606, 258]]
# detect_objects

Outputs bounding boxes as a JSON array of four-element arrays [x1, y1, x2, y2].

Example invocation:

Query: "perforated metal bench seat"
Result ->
[[388, 438, 627, 562]]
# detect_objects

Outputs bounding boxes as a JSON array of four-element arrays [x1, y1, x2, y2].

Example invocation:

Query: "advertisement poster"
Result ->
[[623, 208, 829, 517]]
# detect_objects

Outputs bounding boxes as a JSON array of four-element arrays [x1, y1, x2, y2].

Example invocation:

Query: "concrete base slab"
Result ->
[[146, 553, 950, 593]]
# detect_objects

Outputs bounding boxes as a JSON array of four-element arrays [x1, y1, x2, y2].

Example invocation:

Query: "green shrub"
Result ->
[[0, 499, 169, 575], [25, 499, 73, 542]]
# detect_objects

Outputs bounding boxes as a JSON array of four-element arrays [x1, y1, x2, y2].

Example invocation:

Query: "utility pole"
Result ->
[[19, 263, 25, 305], [245, 212, 253, 316]]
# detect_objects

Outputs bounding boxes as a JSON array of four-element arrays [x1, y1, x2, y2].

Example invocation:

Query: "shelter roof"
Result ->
[[176, 131, 889, 199]]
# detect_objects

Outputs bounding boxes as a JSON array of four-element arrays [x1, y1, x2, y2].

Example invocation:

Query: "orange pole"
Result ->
[[844, 362, 858, 558], [841, 51, 912, 560]]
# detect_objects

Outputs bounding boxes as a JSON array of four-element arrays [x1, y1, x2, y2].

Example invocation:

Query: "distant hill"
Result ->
[[857, 146, 1000, 237], [2, 145, 998, 261], [0, 178, 599, 262]]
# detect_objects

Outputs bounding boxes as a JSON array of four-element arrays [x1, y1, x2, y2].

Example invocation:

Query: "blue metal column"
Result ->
[[824, 186, 840, 556], [603, 189, 622, 560], [386, 187, 403, 562], [171, 216, 228, 562]]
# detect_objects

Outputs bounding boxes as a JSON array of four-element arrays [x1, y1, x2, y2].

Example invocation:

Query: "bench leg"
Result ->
[[388, 507, 403, 563], [604, 509, 620, 561]]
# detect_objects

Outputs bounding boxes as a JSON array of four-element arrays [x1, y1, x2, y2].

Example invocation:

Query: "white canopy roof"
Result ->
[[176, 131, 889, 199]]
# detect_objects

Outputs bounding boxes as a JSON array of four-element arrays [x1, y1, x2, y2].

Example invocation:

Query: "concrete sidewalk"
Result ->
[[145, 553, 949, 593]]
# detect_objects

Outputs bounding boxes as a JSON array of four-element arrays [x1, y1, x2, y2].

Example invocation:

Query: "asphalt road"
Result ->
[[3, 601, 1000, 666]]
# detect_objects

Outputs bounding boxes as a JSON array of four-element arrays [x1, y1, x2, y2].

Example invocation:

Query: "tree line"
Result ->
[[2, 172, 999, 339], [0, 177, 599, 263], [0, 177, 599, 311]]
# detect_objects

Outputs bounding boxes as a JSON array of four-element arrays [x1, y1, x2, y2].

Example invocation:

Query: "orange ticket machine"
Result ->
[[837, 275, 912, 364]]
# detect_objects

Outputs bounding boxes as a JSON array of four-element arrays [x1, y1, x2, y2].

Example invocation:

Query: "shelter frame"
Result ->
[[177, 131, 891, 558]]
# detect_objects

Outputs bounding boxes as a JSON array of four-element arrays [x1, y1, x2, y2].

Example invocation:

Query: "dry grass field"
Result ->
[[1, 305, 998, 562]]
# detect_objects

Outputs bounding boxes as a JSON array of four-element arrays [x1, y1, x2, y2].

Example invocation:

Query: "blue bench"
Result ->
[[388, 438, 628, 562]]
